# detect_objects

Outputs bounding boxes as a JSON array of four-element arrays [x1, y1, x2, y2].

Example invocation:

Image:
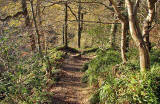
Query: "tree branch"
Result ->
[[67, 5, 78, 20], [108, 0, 126, 22], [68, 20, 120, 24], [0, 11, 24, 22], [43, 1, 66, 7], [77, 1, 113, 11]]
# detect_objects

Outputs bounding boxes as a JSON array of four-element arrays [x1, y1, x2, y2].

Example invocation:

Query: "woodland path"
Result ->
[[50, 53, 91, 104]]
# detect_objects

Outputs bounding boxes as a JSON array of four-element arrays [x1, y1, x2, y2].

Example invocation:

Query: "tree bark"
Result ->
[[126, 0, 150, 72], [78, 0, 82, 48], [62, 25, 65, 45], [64, 2, 68, 48]]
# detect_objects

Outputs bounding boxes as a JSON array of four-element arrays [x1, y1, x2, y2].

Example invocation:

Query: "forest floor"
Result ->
[[50, 53, 92, 104]]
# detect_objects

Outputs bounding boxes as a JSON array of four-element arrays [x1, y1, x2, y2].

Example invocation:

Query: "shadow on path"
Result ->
[[50, 54, 91, 104]]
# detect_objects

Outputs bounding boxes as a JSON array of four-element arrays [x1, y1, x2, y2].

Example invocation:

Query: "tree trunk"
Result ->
[[64, 2, 68, 48], [109, 0, 128, 63], [80, 13, 84, 36], [110, 21, 117, 48], [78, 0, 82, 48], [126, 31, 130, 52], [142, 0, 157, 51], [37, 0, 42, 25], [126, 0, 150, 72], [30, 0, 42, 56], [37, 0, 45, 50], [121, 22, 128, 63], [21, 0, 36, 51], [62, 25, 65, 45]]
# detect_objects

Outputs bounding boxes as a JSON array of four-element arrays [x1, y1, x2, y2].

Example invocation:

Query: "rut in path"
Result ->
[[50, 54, 91, 104]]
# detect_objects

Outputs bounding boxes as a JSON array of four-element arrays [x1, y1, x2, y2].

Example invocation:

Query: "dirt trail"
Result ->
[[50, 54, 91, 104]]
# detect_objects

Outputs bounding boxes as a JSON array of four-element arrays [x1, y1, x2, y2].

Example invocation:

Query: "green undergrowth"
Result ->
[[82, 48, 160, 104], [82, 49, 121, 86], [0, 48, 65, 104], [47, 48, 65, 69]]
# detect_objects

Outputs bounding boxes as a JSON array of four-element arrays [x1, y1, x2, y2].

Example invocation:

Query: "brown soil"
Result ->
[[50, 54, 91, 104]]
